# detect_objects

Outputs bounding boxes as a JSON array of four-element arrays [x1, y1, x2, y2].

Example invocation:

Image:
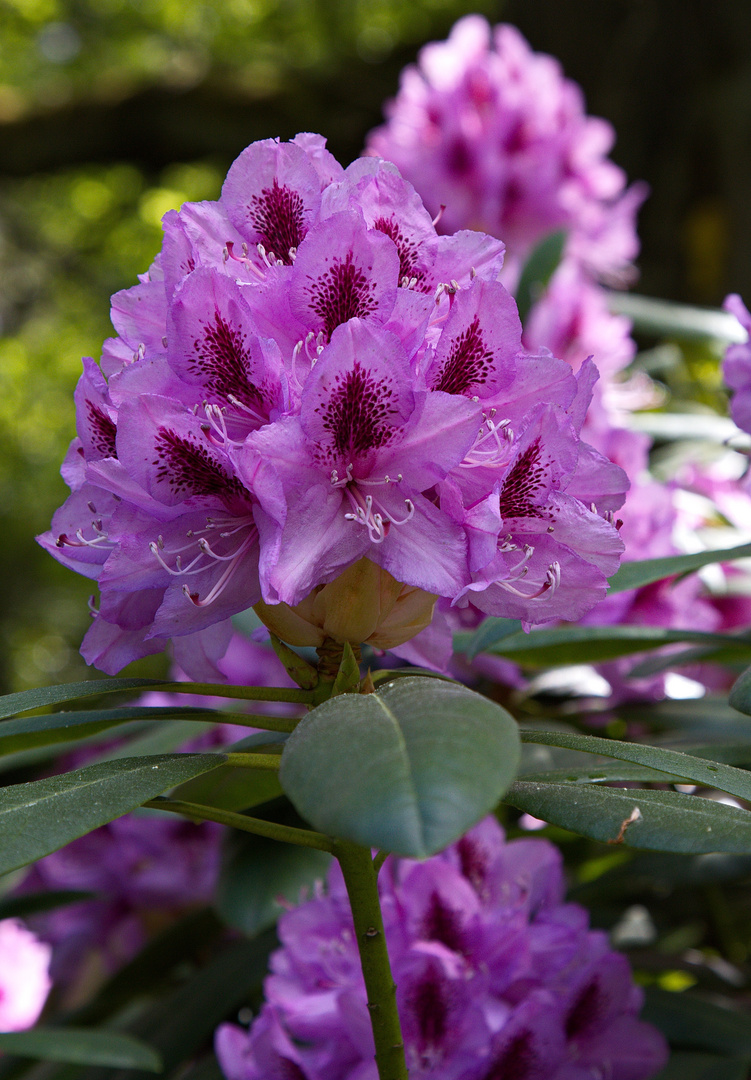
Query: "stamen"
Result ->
[[432, 205, 446, 228]]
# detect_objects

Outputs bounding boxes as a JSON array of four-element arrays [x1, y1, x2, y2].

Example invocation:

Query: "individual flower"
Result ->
[[722, 294, 751, 437], [215, 816, 668, 1080], [0, 920, 52, 1032], [39, 134, 627, 675], [367, 16, 645, 286]]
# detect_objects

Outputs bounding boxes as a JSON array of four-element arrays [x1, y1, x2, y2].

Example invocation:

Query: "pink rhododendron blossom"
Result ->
[[367, 16, 645, 285], [723, 294, 751, 436], [215, 817, 668, 1080], [0, 919, 52, 1032], [39, 134, 627, 674]]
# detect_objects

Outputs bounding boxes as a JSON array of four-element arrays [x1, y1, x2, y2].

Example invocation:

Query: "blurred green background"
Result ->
[[1, 0, 750, 693]]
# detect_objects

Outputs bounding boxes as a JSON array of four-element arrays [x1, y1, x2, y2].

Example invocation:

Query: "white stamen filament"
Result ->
[[496, 559, 561, 601], [343, 488, 415, 545]]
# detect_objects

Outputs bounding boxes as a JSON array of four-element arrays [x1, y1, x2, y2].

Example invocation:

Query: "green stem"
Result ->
[[223, 752, 281, 770], [147, 680, 326, 706], [145, 796, 335, 853], [335, 840, 408, 1080]]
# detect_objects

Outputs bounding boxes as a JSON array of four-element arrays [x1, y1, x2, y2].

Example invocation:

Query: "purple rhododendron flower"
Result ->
[[215, 817, 668, 1080], [723, 294, 751, 436], [39, 133, 627, 675], [0, 920, 52, 1032], [367, 17, 646, 285]]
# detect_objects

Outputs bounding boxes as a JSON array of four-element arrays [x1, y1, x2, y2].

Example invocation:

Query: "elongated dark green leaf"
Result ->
[[0, 679, 164, 721], [0, 890, 93, 921], [462, 618, 522, 660], [729, 665, 751, 717], [0, 706, 216, 758], [608, 292, 746, 343], [515, 229, 567, 325], [504, 782, 751, 851], [280, 676, 520, 857], [217, 829, 331, 935], [464, 624, 743, 666], [0, 1030, 160, 1071], [608, 543, 751, 595], [643, 987, 751, 1054], [172, 761, 283, 812], [520, 730, 751, 801], [0, 753, 224, 875], [521, 764, 688, 785]]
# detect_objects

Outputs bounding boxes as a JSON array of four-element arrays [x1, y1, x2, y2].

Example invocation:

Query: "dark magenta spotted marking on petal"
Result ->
[[308, 251, 378, 340], [499, 439, 549, 520], [457, 834, 490, 894], [86, 401, 117, 458], [247, 178, 306, 264], [432, 317, 495, 395], [410, 965, 450, 1051], [422, 891, 464, 954], [565, 978, 607, 1039], [191, 311, 265, 411], [153, 428, 247, 501], [316, 361, 396, 459], [483, 1031, 539, 1080], [373, 215, 429, 293]]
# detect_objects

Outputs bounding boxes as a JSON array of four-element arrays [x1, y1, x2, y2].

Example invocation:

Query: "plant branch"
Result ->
[[144, 797, 335, 853], [334, 840, 408, 1080]]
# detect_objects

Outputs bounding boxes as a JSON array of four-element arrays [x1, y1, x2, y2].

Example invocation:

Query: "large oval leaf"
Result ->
[[0, 753, 224, 875], [505, 781, 751, 852], [279, 677, 520, 857], [0, 1029, 160, 1071]]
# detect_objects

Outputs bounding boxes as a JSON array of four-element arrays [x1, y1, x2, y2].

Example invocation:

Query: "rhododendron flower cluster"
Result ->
[[367, 16, 645, 286], [215, 817, 668, 1080], [0, 919, 52, 1032], [39, 133, 627, 675]]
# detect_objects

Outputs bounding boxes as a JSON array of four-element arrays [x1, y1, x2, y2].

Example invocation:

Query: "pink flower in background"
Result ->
[[39, 133, 626, 675], [0, 919, 51, 1032], [367, 16, 645, 285], [215, 817, 668, 1080], [723, 294, 751, 437]]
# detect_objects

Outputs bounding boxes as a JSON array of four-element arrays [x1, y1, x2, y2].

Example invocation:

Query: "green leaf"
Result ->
[[330, 641, 361, 697], [608, 292, 746, 343], [0, 679, 164, 721], [460, 624, 742, 666], [515, 229, 567, 325], [0, 706, 217, 758], [0, 890, 93, 921], [504, 782, 751, 852], [268, 634, 319, 690], [0, 1030, 160, 1071], [520, 730, 751, 802], [171, 760, 283, 812], [462, 618, 522, 660], [0, 753, 225, 875], [217, 828, 331, 935], [608, 543, 751, 595], [280, 676, 521, 857], [521, 764, 689, 785], [729, 665, 751, 716], [643, 987, 751, 1055]]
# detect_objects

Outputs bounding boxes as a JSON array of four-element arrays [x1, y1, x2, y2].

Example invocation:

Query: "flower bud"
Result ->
[[253, 558, 436, 649]]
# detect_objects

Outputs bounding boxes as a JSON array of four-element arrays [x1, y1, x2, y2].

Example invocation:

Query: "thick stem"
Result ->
[[335, 841, 408, 1080]]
